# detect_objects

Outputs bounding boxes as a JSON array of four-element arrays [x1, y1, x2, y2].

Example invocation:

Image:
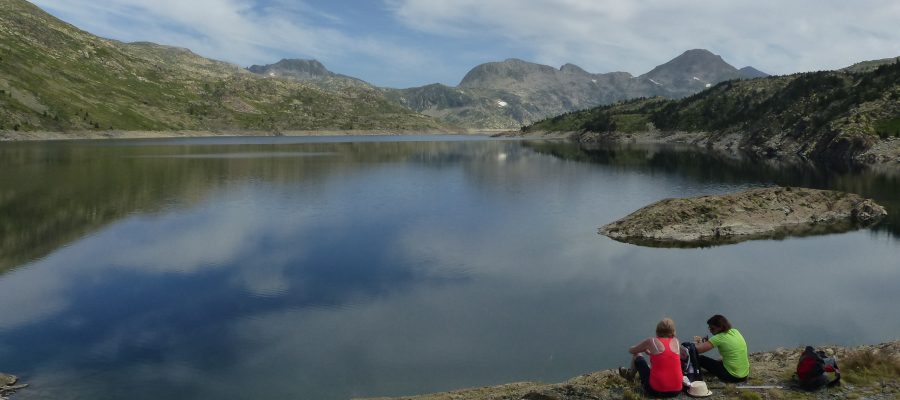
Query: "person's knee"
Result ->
[[634, 355, 648, 367]]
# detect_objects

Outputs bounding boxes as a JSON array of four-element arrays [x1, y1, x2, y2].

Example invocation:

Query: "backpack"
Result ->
[[795, 346, 840, 390], [681, 341, 704, 382]]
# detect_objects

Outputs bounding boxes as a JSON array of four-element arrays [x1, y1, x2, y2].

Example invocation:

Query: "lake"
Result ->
[[0, 135, 898, 400]]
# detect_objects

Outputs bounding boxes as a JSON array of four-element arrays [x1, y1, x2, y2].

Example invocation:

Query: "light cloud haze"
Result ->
[[30, 0, 900, 88]]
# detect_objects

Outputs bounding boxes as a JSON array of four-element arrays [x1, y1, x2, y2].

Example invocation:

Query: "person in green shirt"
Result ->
[[692, 314, 749, 382]]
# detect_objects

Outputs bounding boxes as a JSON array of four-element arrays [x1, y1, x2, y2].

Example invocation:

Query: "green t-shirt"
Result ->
[[709, 328, 749, 378]]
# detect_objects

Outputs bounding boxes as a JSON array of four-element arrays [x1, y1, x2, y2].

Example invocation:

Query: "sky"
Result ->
[[29, 0, 900, 88]]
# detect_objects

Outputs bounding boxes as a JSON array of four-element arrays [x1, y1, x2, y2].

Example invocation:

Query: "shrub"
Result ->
[[841, 349, 900, 385]]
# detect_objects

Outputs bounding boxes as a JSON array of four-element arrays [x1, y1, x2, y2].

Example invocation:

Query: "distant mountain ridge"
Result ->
[[398, 49, 767, 128], [246, 59, 373, 92], [248, 59, 336, 80], [842, 57, 900, 73], [246, 50, 770, 129]]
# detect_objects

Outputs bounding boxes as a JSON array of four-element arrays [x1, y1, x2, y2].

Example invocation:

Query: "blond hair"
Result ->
[[656, 318, 676, 338]]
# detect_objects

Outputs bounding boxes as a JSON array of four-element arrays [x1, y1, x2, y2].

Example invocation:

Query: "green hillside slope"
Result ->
[[0, 0, 446, 133], [526, 61, 900, 162]]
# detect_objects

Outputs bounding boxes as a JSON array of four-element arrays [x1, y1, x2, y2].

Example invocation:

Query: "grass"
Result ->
[[739, 391, 762, 400], [875, 117, 900, 139], [621, 389, 641, 400], [840, 349, 900, 385], [610, 113, 652, 133]]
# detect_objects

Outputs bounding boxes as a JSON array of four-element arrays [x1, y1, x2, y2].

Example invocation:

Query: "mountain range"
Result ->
[[2, 0, 897, 143], [247, 50, 768, 129], [2, 0, 769, 133]]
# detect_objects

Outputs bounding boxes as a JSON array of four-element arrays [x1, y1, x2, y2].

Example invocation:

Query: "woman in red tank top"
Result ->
[[626, 318, 685, 397]]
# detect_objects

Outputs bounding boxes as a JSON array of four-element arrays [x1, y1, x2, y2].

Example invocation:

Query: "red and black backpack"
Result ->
[[796, 346, 840, 390]]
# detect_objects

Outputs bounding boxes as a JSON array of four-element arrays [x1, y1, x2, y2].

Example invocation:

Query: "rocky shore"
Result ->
[[599, 187, 887, 247], [0, 128, 491, 142], [358, 340, 900, 400], [573, 130, 900, 167], [0, 373, 26, 400]]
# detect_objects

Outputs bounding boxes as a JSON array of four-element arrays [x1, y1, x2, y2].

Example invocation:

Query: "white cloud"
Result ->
[[386, 0, 900, 75], [29, 0, 429, 73], [0, 187, 316, 330], [0, 265, 68, 329], [23, 0, 900, 87]]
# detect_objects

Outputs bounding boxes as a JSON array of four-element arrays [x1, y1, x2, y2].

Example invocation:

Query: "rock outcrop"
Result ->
[[0, 373, 26, 399], [599, 187, 887, 247]]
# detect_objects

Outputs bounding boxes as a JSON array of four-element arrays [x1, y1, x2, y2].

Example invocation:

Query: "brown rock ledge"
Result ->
[[599, 187, 887, 247]]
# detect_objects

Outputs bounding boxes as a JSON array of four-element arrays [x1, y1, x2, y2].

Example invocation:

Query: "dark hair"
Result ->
[[706, 314, 732, 333]]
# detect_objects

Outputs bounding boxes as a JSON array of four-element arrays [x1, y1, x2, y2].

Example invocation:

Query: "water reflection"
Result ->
[[525, 140, 900, 239], [0, 137, 500, 273], [604, 219, 872, 248], [0, 137, 898, 400]]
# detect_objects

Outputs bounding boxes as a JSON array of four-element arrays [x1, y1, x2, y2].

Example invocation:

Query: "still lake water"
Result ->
[[0, 135, 898, 399]]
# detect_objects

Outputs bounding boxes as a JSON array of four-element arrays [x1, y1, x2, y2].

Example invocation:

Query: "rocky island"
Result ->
[[599, 187, 887, 247], [0, 373, 26, 400]]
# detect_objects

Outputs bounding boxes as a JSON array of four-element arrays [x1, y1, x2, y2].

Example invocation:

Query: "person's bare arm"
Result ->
[[629, 337, 653, 355], [693, 339, 714, 354]]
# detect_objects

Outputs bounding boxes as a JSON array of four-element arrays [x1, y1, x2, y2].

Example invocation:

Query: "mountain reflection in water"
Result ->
[[525, 140, 900, 239]]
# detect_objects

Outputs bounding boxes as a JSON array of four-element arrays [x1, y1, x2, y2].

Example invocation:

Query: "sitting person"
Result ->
[[693, 314, 749, 383], [626, 318, 688, 397]]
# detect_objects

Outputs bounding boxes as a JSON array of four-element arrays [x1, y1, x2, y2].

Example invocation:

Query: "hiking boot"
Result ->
[[618, 367, 636, 382]]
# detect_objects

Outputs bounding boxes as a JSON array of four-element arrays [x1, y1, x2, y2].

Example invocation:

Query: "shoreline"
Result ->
[[357, 340, 900, 400], [502, 129, 900, 168], [0, 128, 514, 142], [578, 130, 900, 168]]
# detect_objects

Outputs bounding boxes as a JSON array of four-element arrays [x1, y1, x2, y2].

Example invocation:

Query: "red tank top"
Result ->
[[649, 337, 683, 392]]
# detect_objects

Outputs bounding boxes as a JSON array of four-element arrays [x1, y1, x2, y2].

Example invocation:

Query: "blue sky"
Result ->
[[30, 0, 900, 88]]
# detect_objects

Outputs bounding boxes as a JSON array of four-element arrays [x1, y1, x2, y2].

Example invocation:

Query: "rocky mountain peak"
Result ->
[[647, 49, 733, 76], [559, 63, 589, 75], [738, 66, 769, 79], [247, 59, 334, 80], [458, 58, 559, 88], [638, 49, 743, 97]]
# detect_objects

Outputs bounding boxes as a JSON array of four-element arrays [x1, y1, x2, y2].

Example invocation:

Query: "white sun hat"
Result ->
[[687, 381, 713, 397]]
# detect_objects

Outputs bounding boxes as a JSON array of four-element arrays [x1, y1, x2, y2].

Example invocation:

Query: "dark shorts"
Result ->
[[698, 355, 748, 383]]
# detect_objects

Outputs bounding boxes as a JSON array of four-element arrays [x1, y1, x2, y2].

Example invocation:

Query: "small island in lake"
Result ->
[[1, 373, 26, 399], [600, 187, 887, 247]]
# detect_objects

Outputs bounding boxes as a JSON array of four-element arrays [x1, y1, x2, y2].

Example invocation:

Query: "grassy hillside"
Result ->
[[526, 60, 900, 161], [0, 0, 446, 133], [843, 57, 900, 73]]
